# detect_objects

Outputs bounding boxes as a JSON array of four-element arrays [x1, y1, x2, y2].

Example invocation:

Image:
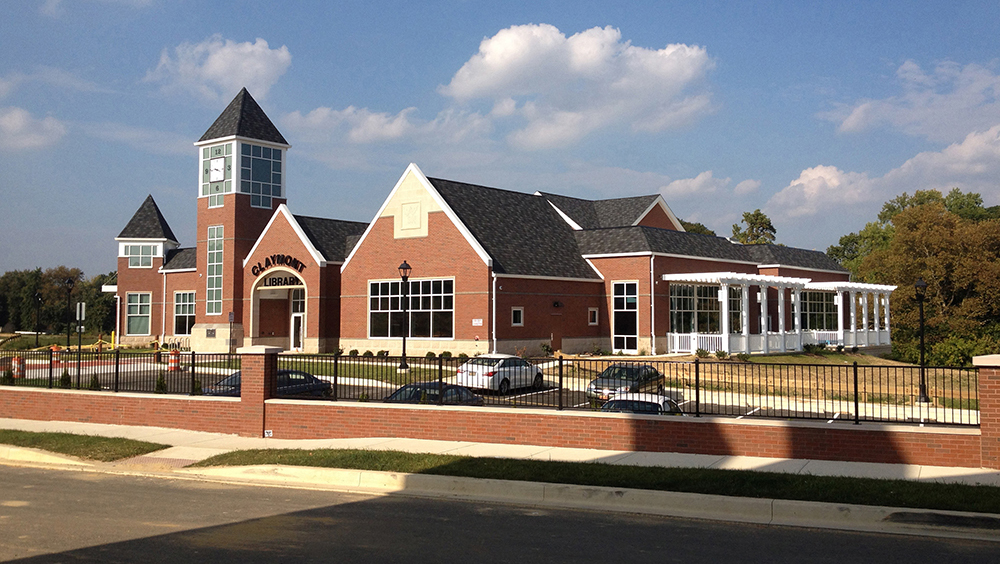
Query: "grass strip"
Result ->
[[0, 430, 168, 462], [192, 448, 1000, 514]]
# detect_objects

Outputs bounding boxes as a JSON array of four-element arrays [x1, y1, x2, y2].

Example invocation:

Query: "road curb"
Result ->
[[176, 465, 1000, 542]]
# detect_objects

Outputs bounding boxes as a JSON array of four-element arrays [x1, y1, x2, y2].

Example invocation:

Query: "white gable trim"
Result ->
[[341, 163, 493, 272], [242, 204, 327, 268], [633, 196, 685, 231], [542, 199, 584, 230]]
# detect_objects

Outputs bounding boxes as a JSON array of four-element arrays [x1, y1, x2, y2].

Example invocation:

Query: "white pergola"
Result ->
[[661, 272, 896, 354]]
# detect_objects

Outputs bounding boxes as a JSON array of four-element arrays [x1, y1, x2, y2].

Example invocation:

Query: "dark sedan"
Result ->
[[205, 369, 332, 397], [384, 382, 485, 406], [585, 363, 664, 402]]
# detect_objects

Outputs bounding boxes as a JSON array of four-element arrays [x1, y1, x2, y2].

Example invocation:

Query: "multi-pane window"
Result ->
[[240, 143, 282, 209], [291, 288, 305, 313], [174, 292, 195, 335], [126, 293, 151, 335], [369, 279, 454, 338], [612, 281, 638, 351], [206, 226, 223, 315], [802, 291, 837, 330], [124, 245, 155, 268], [669, 284, 695, 333], [201, 143, 232, 208], [728, 287, 743, 333], [670, 284, 728, 334]]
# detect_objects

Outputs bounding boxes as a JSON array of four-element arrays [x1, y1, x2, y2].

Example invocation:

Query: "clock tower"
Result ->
[[190, 88, 290, 352]]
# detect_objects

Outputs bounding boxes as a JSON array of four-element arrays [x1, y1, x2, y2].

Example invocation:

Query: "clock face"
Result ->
[[210, 157, 225, 182]]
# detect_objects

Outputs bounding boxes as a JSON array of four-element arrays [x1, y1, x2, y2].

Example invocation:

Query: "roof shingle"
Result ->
[[294, 215, 369, 262], [118, 195, 178, 242], [199, 88, 288, 145]]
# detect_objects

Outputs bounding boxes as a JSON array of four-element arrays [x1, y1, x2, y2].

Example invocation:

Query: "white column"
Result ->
[[883, 293, 892, 345], [761, 285, 769, 354], [873, 292, 881, 335], [742, 284, 750, 353], [861, 292, 869, 346], [848, 291, 857, 347], [793, 288, 802, 351], [777, 285, 787, 352], [719, 283, 730, 353], [836, 291, 845, 346]]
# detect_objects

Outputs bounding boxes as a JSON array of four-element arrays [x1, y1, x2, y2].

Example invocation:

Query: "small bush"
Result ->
[[154, 372, 167, 394], [735, 352, 751, 362], [714, 350, 728, 360], [376, 350, 389, 358], [362, 350, 374, 357], [425, 351, 436, 358], [836, 344, 845, 353], [695, 348, 710, 358], [349, 349, 359, 357], [192, 378, 203, 395], [88, 374, 101, 391], [638, 349, 648, 356], [440, 351, 453, 358], [0, 369, 13, 385], [337, 347, 344, 356], [358, 391, 370, 402], [457, 353, 468, 359], [540, 342, 553, 356], [59, 369, 72, 389]]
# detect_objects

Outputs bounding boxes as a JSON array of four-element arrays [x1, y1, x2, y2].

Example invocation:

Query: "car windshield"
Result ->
[[599, 366, 640, 380], [388, 384, 440, 401], [602, 400, 659, 414], [215, 372, 241, 387]]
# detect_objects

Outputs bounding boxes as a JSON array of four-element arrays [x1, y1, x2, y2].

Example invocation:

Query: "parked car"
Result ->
[[454, 353, 544, 395], [383, 382, 485, 406], [600, 393, 684, 416], [205, 369, 332, 397], [585, 363, 664, 402]]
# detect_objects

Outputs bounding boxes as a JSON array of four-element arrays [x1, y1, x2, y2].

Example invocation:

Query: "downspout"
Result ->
[[649, 254, 655, 355], [490, 264, 497, 354]]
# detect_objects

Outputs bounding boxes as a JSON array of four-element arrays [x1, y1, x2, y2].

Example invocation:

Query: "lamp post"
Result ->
[[914, 278, 930, 403], [34, 292, 43, 348], [65, 278, 75, 349], [398, 261, 411, 370]]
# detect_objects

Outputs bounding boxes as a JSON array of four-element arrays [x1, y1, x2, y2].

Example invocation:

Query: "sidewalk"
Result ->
[[2, 417, 1000, 542]]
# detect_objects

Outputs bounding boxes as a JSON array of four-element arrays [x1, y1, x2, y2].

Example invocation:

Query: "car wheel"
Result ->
[[498, 379, 510, 395], [533, 373, 543, 390]]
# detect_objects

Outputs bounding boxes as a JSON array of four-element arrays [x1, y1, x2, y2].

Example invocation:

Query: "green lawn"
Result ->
[[0, 430, 168, 462], [192, 448, 1000, 515]]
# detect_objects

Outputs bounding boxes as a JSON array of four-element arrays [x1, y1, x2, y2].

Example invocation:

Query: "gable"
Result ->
[[379, 169, 445, 239], [243, 205, 326, 270]]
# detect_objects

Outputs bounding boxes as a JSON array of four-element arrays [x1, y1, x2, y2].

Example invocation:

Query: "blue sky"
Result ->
[[3, 0, 1000, 277]]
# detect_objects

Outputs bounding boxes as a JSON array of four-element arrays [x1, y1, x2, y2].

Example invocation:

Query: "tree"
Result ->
[[731, 209, 776, 244], [0, 267, 115, 336], [679, 219, 716, 236]]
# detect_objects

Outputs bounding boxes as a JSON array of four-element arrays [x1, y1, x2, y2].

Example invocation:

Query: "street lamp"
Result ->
[[65, 278, 75, 349], [398, 260, 412, 370], [34, 292, 43, 348], [914, 278, 930, 403]]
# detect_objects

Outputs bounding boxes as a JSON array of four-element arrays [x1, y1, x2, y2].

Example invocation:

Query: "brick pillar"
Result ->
[[238, 346, 280, 437], [973, 355, 1000, 469]]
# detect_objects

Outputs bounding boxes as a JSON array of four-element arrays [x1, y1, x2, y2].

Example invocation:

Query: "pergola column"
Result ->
[[849, 291, 857, 347], [793, 288, 802, 350], [861, 292, 870, 346], [836, 291, 845, 345], [719, 283, 730, 353], [760, 285, 769, 354], [742, 284, 750, 353], [777, 285, 787, 352], [883, 293, 892, 345]]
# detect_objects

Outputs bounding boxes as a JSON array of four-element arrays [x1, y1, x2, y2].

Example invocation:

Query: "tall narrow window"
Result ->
[[728, 287, 743, 333], [206, 226, 223, 315], [126, 293, 151, 335], [511, 307, 524, 327], [240, 143, 282, 208], [612, 281, 638, 352], [291, 288, 305, 313], [174, 292, 196, 335]]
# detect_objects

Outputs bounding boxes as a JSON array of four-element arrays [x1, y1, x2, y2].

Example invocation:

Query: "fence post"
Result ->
[[190, 351, 197, 395], [558, 356, 564, 411], [695, 358, 701, 417], [972, 355, 1000, 469], [438, 356, 444, 405], [332, 353, 339, 401], [48, 348, 53, 388], [113, 348, 120, 393], [853, 361, 860, 425]]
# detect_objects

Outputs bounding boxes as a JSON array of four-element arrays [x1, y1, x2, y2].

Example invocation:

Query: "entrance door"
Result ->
[[291, 313, 304, 351], [612, 281, 638, 353]]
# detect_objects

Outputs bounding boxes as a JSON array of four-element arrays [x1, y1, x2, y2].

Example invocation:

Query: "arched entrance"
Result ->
[[251, 268, 307, 351]]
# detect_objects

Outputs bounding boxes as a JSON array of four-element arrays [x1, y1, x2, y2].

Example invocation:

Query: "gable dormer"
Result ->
[[115, 194, 179, 268]]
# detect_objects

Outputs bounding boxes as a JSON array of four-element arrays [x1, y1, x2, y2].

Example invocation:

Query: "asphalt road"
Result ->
[[1, 465, 997, 563]]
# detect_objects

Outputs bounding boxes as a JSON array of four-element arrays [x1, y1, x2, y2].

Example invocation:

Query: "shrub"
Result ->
[[425, 351, 436, 358], [192, 378, 203, 395], [736, 352, 751, 362], [836, 344, 845, 353], [155, 372, 167, 394], [695, 348, 710, 358], [358, 391, 370, 402], [88, 374, 101, 391], [714, 350, 728, 360], [362, 350, 374, 357], [376, 350, 389, 358], [850, 346, 859, 354], [638, 349, 648, 356], [540, 342, 553, 356], [0, 369, 13, 385], [59, 369, 71, 389], [440, 351, 453, 358], [337, 347, 344, 356], [457, 353, 468, 359], [349, 349, 359, 357]]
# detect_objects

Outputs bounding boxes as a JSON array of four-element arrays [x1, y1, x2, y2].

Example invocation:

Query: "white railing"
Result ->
[[667, 333, 726, 354]]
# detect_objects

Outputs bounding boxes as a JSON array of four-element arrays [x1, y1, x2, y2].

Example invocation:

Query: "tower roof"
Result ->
[[199, 88, 288, 145], [117, 195, 178, 242]]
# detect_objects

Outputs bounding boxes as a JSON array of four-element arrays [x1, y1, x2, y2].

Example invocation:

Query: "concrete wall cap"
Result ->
[[972, 354, 1000, 366], [236, 345, 283, 355]]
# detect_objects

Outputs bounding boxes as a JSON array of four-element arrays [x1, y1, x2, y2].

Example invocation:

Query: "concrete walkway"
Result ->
[[2, 417, 1000, 542]]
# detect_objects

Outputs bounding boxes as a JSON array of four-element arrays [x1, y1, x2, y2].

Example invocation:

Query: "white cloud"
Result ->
[[661, 170, 729, 197], [145, 35, 291, 102], [439, 24, 715, 149], [283, 105, 490, 146], [822, 60, 1000, 142], [734, 179, 761, 195], [0, 67, 105, 98], [0, 106, 67, 150], [768, 125, 1000, 219], [40, 0, 63, 17], [82, 122, 190, 155]]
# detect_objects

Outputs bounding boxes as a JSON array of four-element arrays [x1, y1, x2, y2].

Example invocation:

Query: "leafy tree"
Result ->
[[731, 209, 776, 244], [0, 267, 115, 336], [679, 219, 716, 236]]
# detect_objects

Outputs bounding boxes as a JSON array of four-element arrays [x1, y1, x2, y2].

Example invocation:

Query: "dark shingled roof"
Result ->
[[162, 247, 197, 270], [294, 215, 369, 262], [429, 178, 600, 279], [575, 227, 848, 272], [199, 88, 288, 145], [539, 192, 660, 229], [118, 195, 178, 242]]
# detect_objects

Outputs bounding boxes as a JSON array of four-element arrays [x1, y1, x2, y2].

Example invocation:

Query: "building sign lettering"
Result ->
[[260, 274, 304, 288], [251, 254, 307, 277]]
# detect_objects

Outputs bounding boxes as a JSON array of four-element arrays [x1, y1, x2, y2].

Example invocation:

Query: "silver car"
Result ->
[[454, 354, 544, 395]]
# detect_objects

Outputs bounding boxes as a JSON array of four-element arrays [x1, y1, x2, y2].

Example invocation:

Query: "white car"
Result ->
[[454, 353, 544, 395], [599, 393, 685, 416]]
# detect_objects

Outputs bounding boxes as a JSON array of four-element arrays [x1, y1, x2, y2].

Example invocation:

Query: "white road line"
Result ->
[[736, 407, 761, 419]]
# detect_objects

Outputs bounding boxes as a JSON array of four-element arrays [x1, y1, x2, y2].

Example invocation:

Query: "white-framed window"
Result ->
[[201, 143, 232, 208], [124, 245, 156, 268], [369, 278, 454, 339], [511, 307, 524, 327], [802, 291, 837, 330], [174, 292, 196, 335], [612, 281, 639, 352], [206, 226, 223, 315], [291, 288, 305, 313], [240, 142, 282, 209], [126, 293, 151, 335], [588, 307, 599, 326], [728, 287, 743, 333]]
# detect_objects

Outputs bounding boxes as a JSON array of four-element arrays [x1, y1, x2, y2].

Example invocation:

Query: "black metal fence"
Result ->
[[0, 349, 980, 426]]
